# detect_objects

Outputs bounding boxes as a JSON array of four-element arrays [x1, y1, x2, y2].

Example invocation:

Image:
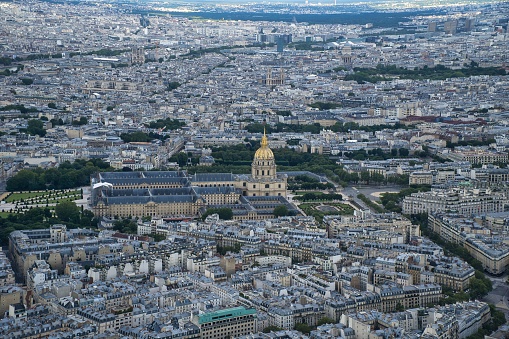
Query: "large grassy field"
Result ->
[[1, 189, 83, 215], [4, 190, 82, 203], [5, 191, 50, 202]]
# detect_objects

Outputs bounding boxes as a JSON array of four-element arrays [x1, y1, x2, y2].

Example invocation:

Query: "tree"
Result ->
[[317, 317, 336, 326], [80, 210, 97, 227], [398, 148, 409, 157], [47, 102, 57, 109], [27, 119, 46, 137], [273, 205, 290, 217], [360, 171, 371, 184], [120, 132, 153, 143], [20, 77, 33, 85], [6, 170, 44, 191], [294, 323, 311, 334], [55, 201, 80, 223], [170, 152, 188, 167], [371, 173, 386, 184], [201, 207, 233, 220], [145, 118, 185, 130], [113, 219, 138, 234], [50, 118, 64, 127], [262, 326, 282, 333], [167, 81, 181, 91], [152, 234, 166, 242], [72, 117, 88, 126], [469, 276, 491, 299]]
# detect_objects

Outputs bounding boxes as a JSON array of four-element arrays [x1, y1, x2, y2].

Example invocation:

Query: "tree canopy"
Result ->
[[273, 205, 290, 217], [27, 119, 46, 137], [201, 207, 233, 220], [0, 206, 97, 246], [344, 64, 507, 83], [6, 158, 112, 191], [55, 201, 80, 223]]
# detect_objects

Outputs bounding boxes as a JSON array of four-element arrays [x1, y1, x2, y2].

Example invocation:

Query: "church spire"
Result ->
[[260, 127, 268, 148]]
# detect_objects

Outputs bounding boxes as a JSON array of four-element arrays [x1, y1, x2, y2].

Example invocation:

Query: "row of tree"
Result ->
[[0, 202, 96, 245], [410, 213, 494, 303], [294, 192, 343, 202], [6, 144, 412, 193], [343, 148, 409, 161], [246, 122, 412, 135], [408, 213, 506, 338], [182, 144, 413, 188], [144, 118, 185, 130], [6, 159, 112, 191], [378, 186, 432, 213], [344, 64, 506, 83], [0, 104, 39, 114], [288, 174, 335, 191]]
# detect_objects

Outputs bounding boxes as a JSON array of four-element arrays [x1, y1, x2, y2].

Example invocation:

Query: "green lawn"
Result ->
[[5, 191, 50, 202], [0, 189, 84, 217], [4, 190, 82, 203], [0, 212, 12, 218]]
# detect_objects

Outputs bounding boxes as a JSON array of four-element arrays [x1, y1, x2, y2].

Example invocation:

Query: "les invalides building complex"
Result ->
[[90, 132, 296, 220]]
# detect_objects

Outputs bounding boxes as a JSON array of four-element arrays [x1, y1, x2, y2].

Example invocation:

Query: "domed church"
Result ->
[[246, 129, 287, 197], [90, 131, 293, 219]]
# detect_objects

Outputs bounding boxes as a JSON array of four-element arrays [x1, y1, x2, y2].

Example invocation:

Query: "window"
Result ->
[[265, 184, 269, 188]]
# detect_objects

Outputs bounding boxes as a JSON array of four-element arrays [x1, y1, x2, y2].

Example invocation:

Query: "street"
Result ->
[[339, 185, 404, 212]]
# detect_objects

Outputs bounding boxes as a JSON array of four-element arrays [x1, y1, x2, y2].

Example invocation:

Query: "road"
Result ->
[[483, 274, 509, 310], [339, 185, 404, 212], [482, 273, 509, 333]]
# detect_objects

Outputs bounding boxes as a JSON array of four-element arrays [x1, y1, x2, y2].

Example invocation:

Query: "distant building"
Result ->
[[261, 68, 284, 86], [464, 18, 476, 31], [131, 47, 145, 65], [445, 149, 508, 165], [444, 20, 458, 34]]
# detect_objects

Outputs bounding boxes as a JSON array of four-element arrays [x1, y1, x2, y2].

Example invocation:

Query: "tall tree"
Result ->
[[55, 201, 80, 223]]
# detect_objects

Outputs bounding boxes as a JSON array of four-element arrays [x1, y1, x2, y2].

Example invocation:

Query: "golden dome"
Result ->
[[254, 129, 274, 160]]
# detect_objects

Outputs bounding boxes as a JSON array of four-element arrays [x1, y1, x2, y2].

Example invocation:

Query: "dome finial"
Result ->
[[261, 126, 268, 147], [254, 126, 274, 160]]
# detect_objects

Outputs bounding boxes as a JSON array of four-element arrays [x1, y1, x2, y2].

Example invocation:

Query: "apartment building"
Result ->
[[402, 188, 506, 215], [191, 306, 256, 339]]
